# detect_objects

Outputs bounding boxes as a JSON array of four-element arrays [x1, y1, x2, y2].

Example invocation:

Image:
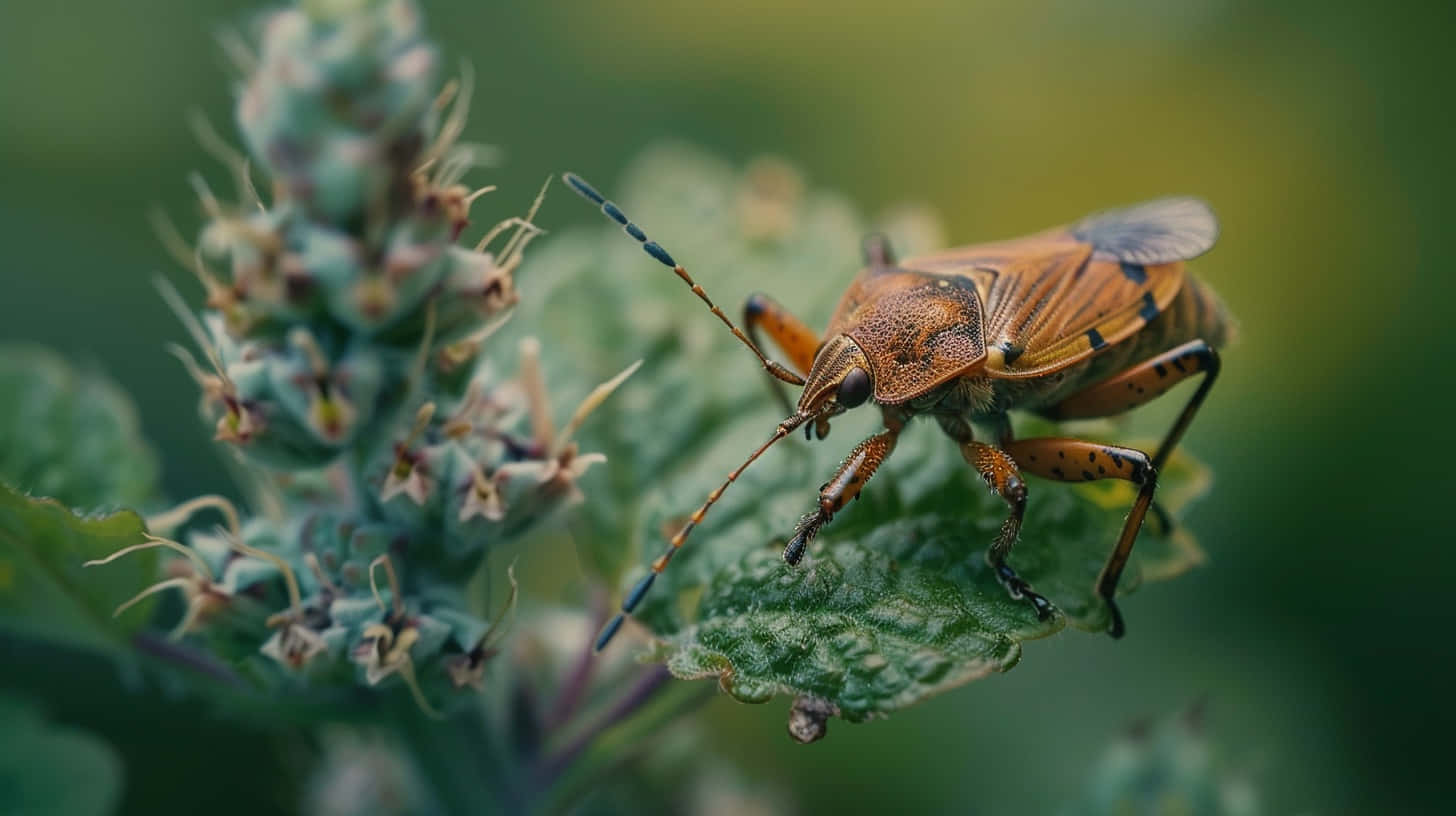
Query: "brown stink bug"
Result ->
[[564, 173, 1232, 650]]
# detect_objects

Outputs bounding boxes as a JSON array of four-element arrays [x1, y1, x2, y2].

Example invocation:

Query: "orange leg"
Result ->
[[1045, 339, 1220, 472], [1003, 437, 1156, 638], [1045, 338, 1220, 535], [744, 292, 820, 415], [961, 441, 1053, 620], [784, 423, 902, 565]]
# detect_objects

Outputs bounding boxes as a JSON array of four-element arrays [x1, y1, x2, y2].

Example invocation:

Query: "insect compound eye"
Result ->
[[836, 367, 872, 408]]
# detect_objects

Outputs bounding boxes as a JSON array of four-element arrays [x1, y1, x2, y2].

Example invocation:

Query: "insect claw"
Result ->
[[1030, 593, 1053, 621], [1105, 599, 1126, 638], [783, 536, 807, 566]]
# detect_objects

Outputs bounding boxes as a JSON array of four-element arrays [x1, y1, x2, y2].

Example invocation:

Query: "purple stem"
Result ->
[[542, 589, 608, 731], [535, 663, 672, 786], [134, 632, 246, 688]]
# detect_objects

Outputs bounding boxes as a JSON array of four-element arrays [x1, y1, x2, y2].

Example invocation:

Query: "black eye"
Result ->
[[836, 367, 872, 408]]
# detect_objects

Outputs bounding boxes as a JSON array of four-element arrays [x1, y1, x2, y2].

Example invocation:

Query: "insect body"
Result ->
[[565, 173, 1231, 649]]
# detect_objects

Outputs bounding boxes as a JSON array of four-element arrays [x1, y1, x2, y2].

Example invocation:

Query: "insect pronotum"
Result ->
[[564, 172, 1232, 650]]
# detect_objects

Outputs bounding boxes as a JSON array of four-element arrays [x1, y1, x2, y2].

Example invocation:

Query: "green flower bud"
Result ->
[[120, 0, 625, 711]]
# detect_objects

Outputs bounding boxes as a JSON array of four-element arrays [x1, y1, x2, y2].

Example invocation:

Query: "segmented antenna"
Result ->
[[562, 172, 833, 650], [594, 411, 814, 650], [561, 173, 806, 387]]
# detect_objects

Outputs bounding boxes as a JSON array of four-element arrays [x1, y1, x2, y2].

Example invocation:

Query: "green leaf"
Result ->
[[0, 695, 123, 816], [654, 447, 1207, 725], [660, 517, 1045, 716], [0, 481, 155, 655], [522, 144, 1212, 731], [0, 344, 161, 510]]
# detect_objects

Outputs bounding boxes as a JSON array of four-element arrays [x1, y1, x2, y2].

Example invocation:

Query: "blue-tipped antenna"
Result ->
[[587, 411, 811, 651], [561, 172, 804, 387], [593, 572, 655, 651], [561, 172, 605, 205], [563, 173, 816, 650]]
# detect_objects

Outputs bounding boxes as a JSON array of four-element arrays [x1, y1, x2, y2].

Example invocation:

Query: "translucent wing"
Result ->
[[1070, 197, 1218, 265]]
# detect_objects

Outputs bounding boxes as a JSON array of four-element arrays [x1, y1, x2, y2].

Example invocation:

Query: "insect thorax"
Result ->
[[909, 370, 1072, 418]]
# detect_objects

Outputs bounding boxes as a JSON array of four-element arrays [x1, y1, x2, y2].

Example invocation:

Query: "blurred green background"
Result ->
[[2, 0, 1453, 813]]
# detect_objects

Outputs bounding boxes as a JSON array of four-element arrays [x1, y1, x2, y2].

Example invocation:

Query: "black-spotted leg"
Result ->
[[960, 441, 1053, 621], [1044, 339, 1220, 473], [1043, 339, 1220, 538], [744, 292, 820, 416], [784, 422, 902, 565], [1002, 437, 1156, 638]]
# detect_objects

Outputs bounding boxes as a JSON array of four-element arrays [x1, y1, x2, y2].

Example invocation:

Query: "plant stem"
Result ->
[[345, 444, 374, 518], [391, 699, 514, 814], [532, 663, 672, 792], [540, 589, 608, 732], [540, 677, 718, 814], [134, 632, 246, 688]]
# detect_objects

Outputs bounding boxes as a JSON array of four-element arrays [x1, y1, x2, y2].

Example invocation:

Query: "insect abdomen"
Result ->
[[1136, 274, 1234, 354]]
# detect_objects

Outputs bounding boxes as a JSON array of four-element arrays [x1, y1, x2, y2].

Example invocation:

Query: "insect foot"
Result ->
[[1105, 598, 1128, 639], [993, 563, 1054, 621], [784, 509, 829, 566]]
